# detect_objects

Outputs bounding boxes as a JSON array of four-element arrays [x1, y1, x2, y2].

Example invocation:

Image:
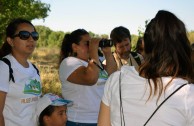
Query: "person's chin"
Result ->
[[64, 121, 67, 126], [123, 52, 130, 56]]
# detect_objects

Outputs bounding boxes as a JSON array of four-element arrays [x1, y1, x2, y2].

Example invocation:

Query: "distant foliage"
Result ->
[[35, 26, 52, 47], [35, 26, 110, 48], [137, 19, 150, 37], [188, 31, 194, 44], [48, 31, 65, 47], [0, 0, 50, 45], [35, 25, 65, 48], [131, 35, 139, 51]]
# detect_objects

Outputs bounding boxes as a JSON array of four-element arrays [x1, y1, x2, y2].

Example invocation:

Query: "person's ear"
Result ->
[[43, 115, 51, 123], [72, 43, 78, 52], [7, 37, 14, 47]]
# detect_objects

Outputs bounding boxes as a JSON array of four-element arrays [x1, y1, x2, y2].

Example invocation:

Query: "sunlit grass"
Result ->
[[30, 47, 62, 96]]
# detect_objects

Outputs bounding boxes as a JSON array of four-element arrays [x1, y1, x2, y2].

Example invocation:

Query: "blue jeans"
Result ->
[[66, 121, 97, 126]]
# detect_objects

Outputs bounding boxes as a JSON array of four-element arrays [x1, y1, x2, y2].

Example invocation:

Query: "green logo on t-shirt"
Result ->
[[99, 70, 108, 80], [23, 79, 41, 95]]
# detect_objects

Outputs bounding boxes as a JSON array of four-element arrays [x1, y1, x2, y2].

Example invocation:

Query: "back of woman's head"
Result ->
[[0, 18, 34, 58], [59, 29, 89, 63], [141, 10, 193, 85]]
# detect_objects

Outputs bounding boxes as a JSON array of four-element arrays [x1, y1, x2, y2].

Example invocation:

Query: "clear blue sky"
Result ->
[[32, 0, 194, 35]]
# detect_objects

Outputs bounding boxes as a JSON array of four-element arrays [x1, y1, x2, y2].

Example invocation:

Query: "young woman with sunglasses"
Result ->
[[0, 18, 41, 126], [59, 29, 117, 126]]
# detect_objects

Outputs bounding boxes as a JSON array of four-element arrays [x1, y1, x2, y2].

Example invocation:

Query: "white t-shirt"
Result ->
[[59, 57, 108, 123], [103, 52, 144, 70], [102, 65, 194, 126], [0, 54, 41, 126]]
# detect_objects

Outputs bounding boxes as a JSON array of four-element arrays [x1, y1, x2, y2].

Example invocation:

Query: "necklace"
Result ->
[[116, 52, 132, 66]]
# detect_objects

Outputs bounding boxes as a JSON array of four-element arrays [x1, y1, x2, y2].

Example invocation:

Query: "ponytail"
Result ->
[[59, 34, 73, 63], [59, 29, 89, 64]]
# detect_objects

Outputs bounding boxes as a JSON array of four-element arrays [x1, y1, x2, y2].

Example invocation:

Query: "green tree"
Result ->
[[35, 25, 52, 47], [131, 34, 138, 51], [88, 31, 96, 38], [88, 31, 108, 38], [0, 0, 50, 45], [137, 19, 150, 37], [47, 31, 64, 47], [100, 34, 109, 39], [35, 25, 67, 48]]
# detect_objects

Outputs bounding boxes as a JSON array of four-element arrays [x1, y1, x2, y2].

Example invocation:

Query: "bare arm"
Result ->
[[67, 60, 100, 85], [67, 38, 100, 86], [102, 47, 117, 75], [98, 101, 111, 126], [0, 91, 6, 126]]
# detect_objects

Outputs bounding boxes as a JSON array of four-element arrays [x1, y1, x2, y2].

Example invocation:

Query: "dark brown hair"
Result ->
[[139, 10, 194, 101], [38, 105, 55, 126], [0, 18, 35, 58], [110, 26, 131, 46], [59, 29, 89, 63]]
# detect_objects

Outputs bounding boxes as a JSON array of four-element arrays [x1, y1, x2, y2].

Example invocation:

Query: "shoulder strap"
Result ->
[[32, 64, 40, 76], [119, 71, 125, 126], [130, 52, 141, 66], [144, 83, 187, 126], [1, 58, 40, 83], [1, 58, 15, 82]]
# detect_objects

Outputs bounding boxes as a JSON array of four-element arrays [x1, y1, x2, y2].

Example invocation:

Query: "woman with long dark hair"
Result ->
[[0, 18, 41, 126], [98, 10, 194, 126], [59, 29, 116, 126]]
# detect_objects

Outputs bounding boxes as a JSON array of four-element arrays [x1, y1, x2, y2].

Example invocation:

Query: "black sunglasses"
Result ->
[[12, 31, 39, 41]]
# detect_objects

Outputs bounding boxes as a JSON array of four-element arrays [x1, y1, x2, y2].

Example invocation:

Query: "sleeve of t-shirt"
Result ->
[[0, 61, 10, 92], [101, 71, 120, 106], [101, 75, 112, 106], [185, 84, 194, 125], [59, 57, 85, 80]]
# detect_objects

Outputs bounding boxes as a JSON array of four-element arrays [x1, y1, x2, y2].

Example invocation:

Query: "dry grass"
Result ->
[[30, 47, 62, 96]]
